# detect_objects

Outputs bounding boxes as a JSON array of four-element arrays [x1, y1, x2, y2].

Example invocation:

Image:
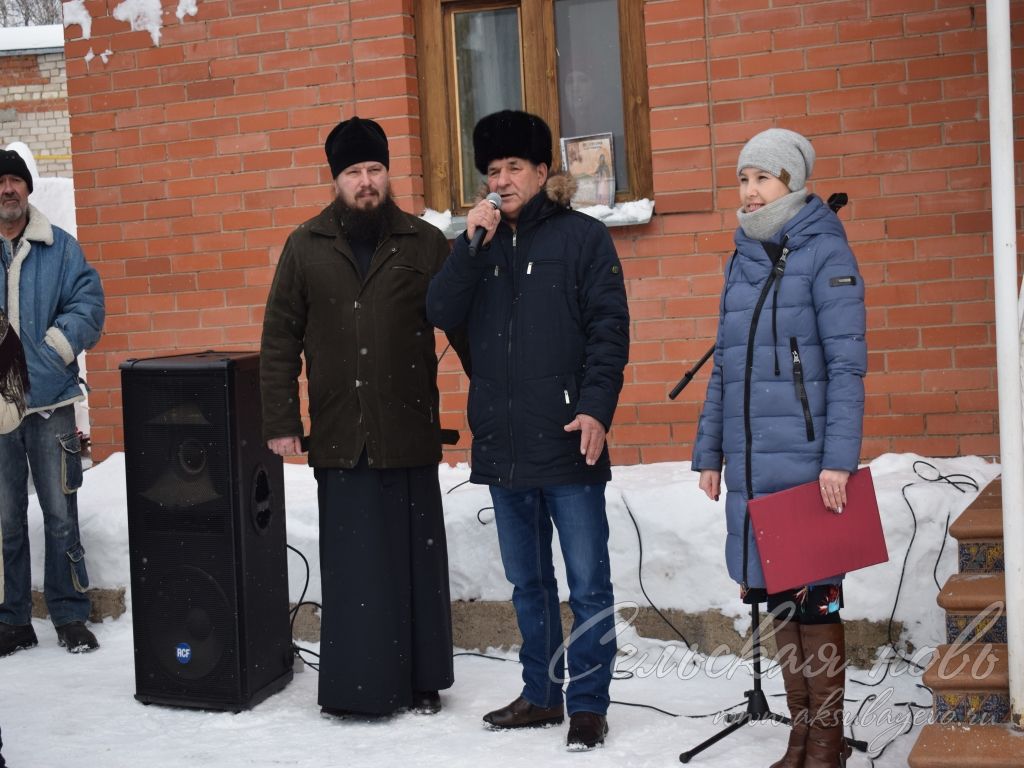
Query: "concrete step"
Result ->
[[908, 723, 1024, 767], [951, 482, 1004, 573], [967, 478, 1003, 510], [938, 573, 1007, 645], [950, 505, 1004, 541], [923, 644, 1010, 724]]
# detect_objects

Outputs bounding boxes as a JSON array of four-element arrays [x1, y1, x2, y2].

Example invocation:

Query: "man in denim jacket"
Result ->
[[0, 149, 105, 657]]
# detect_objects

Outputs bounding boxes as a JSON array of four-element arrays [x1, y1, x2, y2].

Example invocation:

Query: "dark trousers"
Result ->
[[314, 456, 454, 714], [767, 584, 844, 625]]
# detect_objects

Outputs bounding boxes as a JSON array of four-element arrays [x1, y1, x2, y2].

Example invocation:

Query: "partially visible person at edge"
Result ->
[[259, 117, 469, 719], [691, 128, 867, 768], [426, 110, 630, 752], [0, 149, 105, 658], [1, 303, 30, 766]]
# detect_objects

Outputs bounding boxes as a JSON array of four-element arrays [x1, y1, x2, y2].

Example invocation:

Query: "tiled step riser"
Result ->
[[908, 480, 1019, 766], [958, 542, 1005, 573], [934, 692, 1012, 724], [946, 613, 1008, 645]]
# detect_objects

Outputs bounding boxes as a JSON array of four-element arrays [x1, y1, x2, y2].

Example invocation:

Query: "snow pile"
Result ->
[[0, 23, 64, 50], [61, 1, 92, 40], [176, 0, 199, 21], [421, 208, 453, 234], [44, 452, 999, 656], [112, 0, 164, 45], [576, 198, 655, 226]]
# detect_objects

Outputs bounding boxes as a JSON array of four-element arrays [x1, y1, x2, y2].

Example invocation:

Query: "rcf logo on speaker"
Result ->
[[176, 643, 193, 664]]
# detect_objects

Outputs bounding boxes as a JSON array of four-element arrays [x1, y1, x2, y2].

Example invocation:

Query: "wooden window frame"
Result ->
[[415, 0, 652, 213]]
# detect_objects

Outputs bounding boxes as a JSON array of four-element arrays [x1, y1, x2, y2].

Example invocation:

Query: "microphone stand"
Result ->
[[679, 601, 788, 763], [668, 345, 714, 400]]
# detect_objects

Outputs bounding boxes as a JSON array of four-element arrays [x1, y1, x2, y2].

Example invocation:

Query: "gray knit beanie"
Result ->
[[736, 128, 815, 191]]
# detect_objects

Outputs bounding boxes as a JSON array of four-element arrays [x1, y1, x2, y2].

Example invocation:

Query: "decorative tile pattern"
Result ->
[[958, 542, 1005, 573], [934, 692, 1010, 724], [946, 614, 1007, 645]]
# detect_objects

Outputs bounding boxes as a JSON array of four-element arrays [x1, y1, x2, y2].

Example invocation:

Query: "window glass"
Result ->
[[452, 7, 523, 206], [555, 0, 625, 191]]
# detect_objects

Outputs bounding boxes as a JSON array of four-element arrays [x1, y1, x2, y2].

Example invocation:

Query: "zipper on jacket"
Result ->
[[505, 230, 519, 483], [770, 240, 790, 376], [789, 337, 815, 441], [741, 267, 779, 590]]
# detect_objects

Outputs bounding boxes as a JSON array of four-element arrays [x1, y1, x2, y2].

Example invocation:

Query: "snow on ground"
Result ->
[[0, 616, 932, 768], [1, 453, 999, 766]]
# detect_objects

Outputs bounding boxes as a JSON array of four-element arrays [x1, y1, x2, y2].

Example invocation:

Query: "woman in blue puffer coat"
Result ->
[[692, 129, 866, 768]]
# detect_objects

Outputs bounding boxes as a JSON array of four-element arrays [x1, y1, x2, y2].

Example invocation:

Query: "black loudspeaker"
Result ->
[[120, 351, 294, 711]]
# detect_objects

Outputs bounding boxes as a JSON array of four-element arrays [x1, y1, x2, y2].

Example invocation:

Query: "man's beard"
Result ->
[[0, 197, 28, 225], [335, 190, 395, 244]]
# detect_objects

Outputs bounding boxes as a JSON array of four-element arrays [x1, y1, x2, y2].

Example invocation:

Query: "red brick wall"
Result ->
[[63, 0, 1017, 464], [630, 0, 1014, 464]]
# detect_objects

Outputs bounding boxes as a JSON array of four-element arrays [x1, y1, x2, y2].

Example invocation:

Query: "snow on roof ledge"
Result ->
[[0, 24, 64, 52]]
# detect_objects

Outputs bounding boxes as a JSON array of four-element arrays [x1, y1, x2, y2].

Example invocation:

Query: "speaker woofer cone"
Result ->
[[147, 566, 229, 682], [176, 438, 208, 477]]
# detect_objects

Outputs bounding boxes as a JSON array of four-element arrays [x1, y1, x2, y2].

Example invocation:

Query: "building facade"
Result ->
[[0, 25, 73, 177], [56, 0, 1021, 464]]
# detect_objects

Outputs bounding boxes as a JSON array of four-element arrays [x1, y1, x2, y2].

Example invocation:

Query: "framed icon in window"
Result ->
[[560, 132, 615, 208]]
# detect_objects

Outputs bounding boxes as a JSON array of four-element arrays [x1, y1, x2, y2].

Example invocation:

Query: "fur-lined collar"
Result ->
[[543, 171, 577, 208], [4, 205, 54, 338], [476, 170, 579, 210], [22, 205, 55, 246]]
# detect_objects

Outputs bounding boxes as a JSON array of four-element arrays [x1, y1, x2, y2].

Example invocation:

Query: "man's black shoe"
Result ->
[[566, 712, 608, 751], [0, 623, 38, 657], [483, 695, 564, 729], [55, 621, 99, 654], [411, 690, 442, 715]]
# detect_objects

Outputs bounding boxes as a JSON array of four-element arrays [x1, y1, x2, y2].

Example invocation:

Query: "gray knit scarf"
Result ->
[[736, 189, 808, 242]]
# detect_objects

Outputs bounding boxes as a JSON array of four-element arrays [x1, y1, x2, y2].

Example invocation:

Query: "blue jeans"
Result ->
[[490, 483, 616, 716], [0, 405, 91, 627]]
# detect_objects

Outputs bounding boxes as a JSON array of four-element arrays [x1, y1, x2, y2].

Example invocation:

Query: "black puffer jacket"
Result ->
[[260, 199, 464, 469], [427, 176, 629, 488]]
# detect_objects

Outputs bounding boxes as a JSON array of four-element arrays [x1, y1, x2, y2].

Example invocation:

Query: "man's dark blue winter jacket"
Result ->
[[427, 176, 629, 489]]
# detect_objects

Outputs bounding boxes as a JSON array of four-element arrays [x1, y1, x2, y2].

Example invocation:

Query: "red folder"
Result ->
[[747, 467, 888, 593]]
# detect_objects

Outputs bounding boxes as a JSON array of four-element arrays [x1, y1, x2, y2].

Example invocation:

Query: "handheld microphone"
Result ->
[[468, 192, 502, 257]]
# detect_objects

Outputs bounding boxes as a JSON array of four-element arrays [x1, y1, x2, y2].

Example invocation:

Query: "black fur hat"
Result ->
[[473, 110, 552, 175], [324, 117, 389, 177]]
